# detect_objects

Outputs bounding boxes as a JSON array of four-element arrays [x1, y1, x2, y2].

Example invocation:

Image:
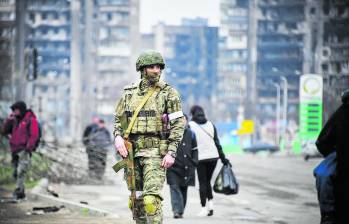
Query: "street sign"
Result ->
[[237, 120, 254, 135], [299, 74, 323, 141]]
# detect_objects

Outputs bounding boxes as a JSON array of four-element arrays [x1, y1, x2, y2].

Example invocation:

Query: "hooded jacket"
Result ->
[[2, 110, 39, 153]]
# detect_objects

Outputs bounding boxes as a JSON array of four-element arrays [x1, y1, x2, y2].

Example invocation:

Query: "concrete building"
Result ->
[[218, 0, 249, 122], [4, 0, 139, 140], [246, 0, 312, 144], [245, 0, 349, 144], [94, 0, 140, 125], [152, 18, 219, 116], [313, 0, 349, 122], [0, 0, 15, 102]]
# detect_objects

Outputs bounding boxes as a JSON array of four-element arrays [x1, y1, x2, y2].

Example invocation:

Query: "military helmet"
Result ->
[[136, 51, 165, 72]]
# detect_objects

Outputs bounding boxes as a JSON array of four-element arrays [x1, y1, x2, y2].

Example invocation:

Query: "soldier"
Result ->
[[113, 51, 185, 223]]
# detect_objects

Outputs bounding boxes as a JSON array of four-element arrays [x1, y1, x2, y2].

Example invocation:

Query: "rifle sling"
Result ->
[[124, 86, 160, 139], [112, 86, 160, 174]]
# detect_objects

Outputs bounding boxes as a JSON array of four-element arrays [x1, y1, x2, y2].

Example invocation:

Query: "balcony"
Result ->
[[258, 0, 305, 7], [258, 41, 303, 48]]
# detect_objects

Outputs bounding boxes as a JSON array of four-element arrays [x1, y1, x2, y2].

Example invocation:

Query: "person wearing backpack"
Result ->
[[189, 105, 230, 217], [1, 101, 40, 199]]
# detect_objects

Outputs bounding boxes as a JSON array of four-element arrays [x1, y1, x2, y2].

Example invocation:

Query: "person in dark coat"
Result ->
[[83, 117, 111, 180], [316, 89, 349, 224], [1, 101, 40, 199], [166, 114, 198, 218]]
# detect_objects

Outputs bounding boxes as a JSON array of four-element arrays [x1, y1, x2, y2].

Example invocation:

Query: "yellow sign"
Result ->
[[237, 120, 254, 135]]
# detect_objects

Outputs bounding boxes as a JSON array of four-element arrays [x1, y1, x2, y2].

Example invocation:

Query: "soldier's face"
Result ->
[[144, 64, 161, 84]]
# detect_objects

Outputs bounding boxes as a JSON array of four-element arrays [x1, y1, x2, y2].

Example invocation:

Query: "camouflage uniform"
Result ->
[[113, 51, 185, 224]]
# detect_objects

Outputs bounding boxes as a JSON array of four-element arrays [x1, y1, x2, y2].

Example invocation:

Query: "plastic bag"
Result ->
[[213, 164, 239, 195]]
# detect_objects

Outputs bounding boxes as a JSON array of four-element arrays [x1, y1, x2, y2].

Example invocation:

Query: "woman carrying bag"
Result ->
[[189, 105, 230, 217]]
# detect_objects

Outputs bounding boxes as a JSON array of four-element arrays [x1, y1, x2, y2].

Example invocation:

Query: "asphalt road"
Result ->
[[0, 153, 322, 224]]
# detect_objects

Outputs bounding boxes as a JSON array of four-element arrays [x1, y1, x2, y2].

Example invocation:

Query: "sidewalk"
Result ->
[[0, 188, 125, 224]]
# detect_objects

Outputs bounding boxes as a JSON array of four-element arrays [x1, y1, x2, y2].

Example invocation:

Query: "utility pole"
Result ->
[[70, 0, 82, 142], [280, 76, 288, 150], [272, 82, 281, 146], [247, 0, 258, 143], [15, 0, 26, 101]]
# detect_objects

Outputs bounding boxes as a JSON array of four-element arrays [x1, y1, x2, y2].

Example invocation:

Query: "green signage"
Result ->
[[299, 101, 322, 140], [298, 74, 323, 154]]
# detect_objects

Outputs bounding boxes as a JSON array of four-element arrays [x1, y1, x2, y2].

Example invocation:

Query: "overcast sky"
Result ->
[[140, 0, 220, 33]]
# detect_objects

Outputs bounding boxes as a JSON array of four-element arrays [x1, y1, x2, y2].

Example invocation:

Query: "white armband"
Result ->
[[168, 111, 184, 121]]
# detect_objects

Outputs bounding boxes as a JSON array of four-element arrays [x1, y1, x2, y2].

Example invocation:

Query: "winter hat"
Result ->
[[10, 101, 27, 115], [190, 105, 207, 124]]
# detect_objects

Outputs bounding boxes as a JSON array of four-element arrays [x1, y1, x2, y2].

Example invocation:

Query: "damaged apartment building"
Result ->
[[2, 0, 139, 140], [0, 0, 15, 102], [246, 0, 349, 143]]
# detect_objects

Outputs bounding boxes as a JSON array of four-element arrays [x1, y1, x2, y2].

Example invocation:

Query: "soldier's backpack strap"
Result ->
[[123, 86, 160, 139]]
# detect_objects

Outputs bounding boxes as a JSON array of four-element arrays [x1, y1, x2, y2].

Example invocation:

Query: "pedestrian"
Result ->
[[113, 51, 185, 223], [83, 116, 99, 179], [188, 105, 230, 217], [316, 89, 349, 224], [166, 114, 198, 219], [83, 118, 111, 180], [1, 101, 40, 200], [313, 151, 336, 224]]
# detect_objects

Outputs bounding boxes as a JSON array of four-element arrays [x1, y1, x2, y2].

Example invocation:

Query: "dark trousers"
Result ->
[[316, 173, 335, 214], [87, 148, 107, 180], [169, 185, 188, 215], [197, 159, 217, 207]]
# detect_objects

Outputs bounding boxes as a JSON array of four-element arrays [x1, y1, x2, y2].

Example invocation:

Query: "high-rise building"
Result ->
[[218, 0, 249, 122], [246, 0, 312, 143], [25, 0, 75, 139], [0, 0, 15, 102], [245, 0, 349, 143], [152, 19, 218, 116], [94, 0, 140, 124], [313, 0, 349, 121], [6, 0, 139, 140]]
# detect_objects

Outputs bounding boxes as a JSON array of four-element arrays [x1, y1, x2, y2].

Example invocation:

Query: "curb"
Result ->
[[29, 186, 118, 218]]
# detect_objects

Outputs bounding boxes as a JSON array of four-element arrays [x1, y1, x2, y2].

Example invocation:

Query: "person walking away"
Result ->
[[91, 119, 111, 180], [113, 51, 185, 223], [1, 101, 39, 199], [316, 89, 349, 224], [83, 116, 99, 179], [189, 105, 230, 217], [166, 114, 198, 218]]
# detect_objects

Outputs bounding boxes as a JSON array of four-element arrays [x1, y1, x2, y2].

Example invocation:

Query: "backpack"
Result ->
[[26, 115, 42, 151]]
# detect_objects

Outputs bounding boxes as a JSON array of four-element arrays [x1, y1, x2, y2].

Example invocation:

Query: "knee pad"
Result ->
[[143, 195, 161, 215]]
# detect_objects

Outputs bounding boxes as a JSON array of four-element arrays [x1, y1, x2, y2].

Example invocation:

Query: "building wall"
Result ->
[[153, 20, 218, 116], [0, 0, 15, 102], [25, 0, 73, 140], [315, 0, 349, 122], [218, 0, 249, 122], [95, 0, 139, 126]]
